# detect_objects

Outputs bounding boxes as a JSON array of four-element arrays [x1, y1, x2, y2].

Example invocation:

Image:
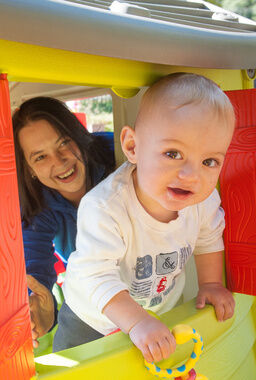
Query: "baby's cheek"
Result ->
[[207, 173, 220, 188]]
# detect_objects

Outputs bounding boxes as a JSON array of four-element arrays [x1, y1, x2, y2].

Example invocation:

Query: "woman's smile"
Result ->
[[55, 164, 77, 182]]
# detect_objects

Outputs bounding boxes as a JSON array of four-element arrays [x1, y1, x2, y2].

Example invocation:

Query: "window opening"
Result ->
[[66, 94, 114, 133]]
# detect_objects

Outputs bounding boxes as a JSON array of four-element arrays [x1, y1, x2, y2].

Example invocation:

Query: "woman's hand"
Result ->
[[196, 282, 235, 321], [27, 275, 55, 348], [129, 316, 176, 363]]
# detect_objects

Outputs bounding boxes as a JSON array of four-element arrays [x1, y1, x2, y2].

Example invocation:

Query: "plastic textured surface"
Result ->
[[220, 89, 256, 295], [35, 293, 256, 380], [0, 74, 35, 379]]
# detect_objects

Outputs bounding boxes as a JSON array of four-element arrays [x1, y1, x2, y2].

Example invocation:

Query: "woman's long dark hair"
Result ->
[[13, 96, 115, 224]]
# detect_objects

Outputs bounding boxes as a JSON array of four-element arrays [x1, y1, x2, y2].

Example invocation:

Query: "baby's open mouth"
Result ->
[[167, 187, 193, 200], [170, 187, 192, 195]]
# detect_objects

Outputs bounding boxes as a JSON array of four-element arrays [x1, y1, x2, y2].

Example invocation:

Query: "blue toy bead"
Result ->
[[193, 338, 197, 343], [167, 368, 173, 374], [193, 328, 196, 334], [156, 366, 161, 372], [191, 352, 197, 359], [177, 365, 186, 372]]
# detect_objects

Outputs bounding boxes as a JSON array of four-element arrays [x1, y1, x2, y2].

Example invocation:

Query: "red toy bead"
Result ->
[[175, 368, 197, 380]]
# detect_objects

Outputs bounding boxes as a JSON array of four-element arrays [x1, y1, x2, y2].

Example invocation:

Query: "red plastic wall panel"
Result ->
[[0, 74, 35, 378], [74, 112, 87, 129], [220, 89, 256, 295]]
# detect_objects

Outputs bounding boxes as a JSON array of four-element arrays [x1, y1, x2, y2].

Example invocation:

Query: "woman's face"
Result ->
[[19, 119, 86, 205]]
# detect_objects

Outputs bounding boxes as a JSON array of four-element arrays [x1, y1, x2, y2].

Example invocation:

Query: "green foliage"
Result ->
[[79, 95, 112, 115], [207, 0, 222, 5], [223, 0, 256, 20], [208, 0, 256, 21], [74, 94, 114, 132]]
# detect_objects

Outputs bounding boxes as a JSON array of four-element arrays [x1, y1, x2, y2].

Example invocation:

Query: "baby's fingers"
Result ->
[[147, 336, 175, 363], [148, 342, 163, 363], [223, 301, 235, 321], [214, 303, 225, 321], [215, 293, 235, 321], [160, 335, 176, 360], [141, 344, 154, 363], [196, 293, 206, 309]]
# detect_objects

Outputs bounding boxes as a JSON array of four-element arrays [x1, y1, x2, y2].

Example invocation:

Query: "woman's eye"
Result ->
[[166, 151, 182, 160], [60, 138, 71, 147], [203, 158, 219, 167], [35, 155, 45, 162]]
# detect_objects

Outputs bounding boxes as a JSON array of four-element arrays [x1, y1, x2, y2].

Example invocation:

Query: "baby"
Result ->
[[54, 73, 235, 363]]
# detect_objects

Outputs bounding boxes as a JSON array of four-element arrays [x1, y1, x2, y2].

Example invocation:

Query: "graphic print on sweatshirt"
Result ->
[[156, 252, 178, 275], [129, 246, 190, 305], [135, 254, 152, 279], [179, 244, 192, 269]]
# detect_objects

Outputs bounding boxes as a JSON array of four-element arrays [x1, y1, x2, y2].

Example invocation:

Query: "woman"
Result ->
[[12, 96, 115, 347]]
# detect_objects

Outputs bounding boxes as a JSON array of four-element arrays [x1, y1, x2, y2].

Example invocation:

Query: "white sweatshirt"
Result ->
[[63, 162, 225, 335]]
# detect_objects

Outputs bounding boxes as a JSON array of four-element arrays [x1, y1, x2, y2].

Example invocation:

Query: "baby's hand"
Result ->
[[196, 282, 235, 321], [129, 316, 176, 363]]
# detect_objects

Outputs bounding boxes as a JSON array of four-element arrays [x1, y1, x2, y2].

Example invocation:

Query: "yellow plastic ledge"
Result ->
[[0, 39, 254, 96], [35, 293, 256, 380]]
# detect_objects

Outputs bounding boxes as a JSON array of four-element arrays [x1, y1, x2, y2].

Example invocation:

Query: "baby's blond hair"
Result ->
[[135, 73, 235, 128]]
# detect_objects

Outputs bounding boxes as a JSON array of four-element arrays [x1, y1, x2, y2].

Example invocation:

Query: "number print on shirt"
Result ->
[[156, 252, 178, 275], [156, 276, 167, 293], [135, 254, 153, 279], [179, 244, 192, 269]]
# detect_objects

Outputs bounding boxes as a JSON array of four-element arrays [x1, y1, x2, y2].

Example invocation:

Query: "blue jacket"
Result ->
[[23, 132, 114, 293]]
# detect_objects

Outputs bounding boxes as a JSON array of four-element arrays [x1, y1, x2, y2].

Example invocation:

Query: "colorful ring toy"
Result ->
[[144, 324, 204, 379]]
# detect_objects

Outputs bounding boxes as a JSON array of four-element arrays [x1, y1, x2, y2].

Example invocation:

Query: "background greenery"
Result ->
[[67, 94, 114, 132], [209, 0, 256, 20]]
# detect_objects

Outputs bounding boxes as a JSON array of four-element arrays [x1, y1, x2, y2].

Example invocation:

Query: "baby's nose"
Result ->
[[177, 163, 200, 182]]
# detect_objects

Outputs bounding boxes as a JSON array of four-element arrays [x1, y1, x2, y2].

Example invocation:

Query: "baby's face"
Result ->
[[133, 101, 234, 222]]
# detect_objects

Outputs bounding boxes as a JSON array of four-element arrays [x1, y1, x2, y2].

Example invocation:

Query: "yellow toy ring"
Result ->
[[144, 324, 204, 378]]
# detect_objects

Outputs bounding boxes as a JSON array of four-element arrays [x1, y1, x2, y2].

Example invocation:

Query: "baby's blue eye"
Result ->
[[166, 151, 182, 160], [203, 158, 218, 167]]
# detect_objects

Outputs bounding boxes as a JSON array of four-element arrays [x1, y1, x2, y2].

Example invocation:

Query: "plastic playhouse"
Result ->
[[0, 1, 256, 379]]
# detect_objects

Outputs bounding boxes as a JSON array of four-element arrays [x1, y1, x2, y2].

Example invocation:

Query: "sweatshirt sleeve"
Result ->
[[23, 208, 58, 292], [66, 197, 128, 313], [194, 189, 225, 255]]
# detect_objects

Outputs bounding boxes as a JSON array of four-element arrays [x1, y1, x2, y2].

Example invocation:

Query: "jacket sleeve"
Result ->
[[23, 208, 58, 292]]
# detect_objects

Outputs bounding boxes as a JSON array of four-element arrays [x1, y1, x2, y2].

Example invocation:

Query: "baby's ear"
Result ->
[[120, 126, 137, 164]]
